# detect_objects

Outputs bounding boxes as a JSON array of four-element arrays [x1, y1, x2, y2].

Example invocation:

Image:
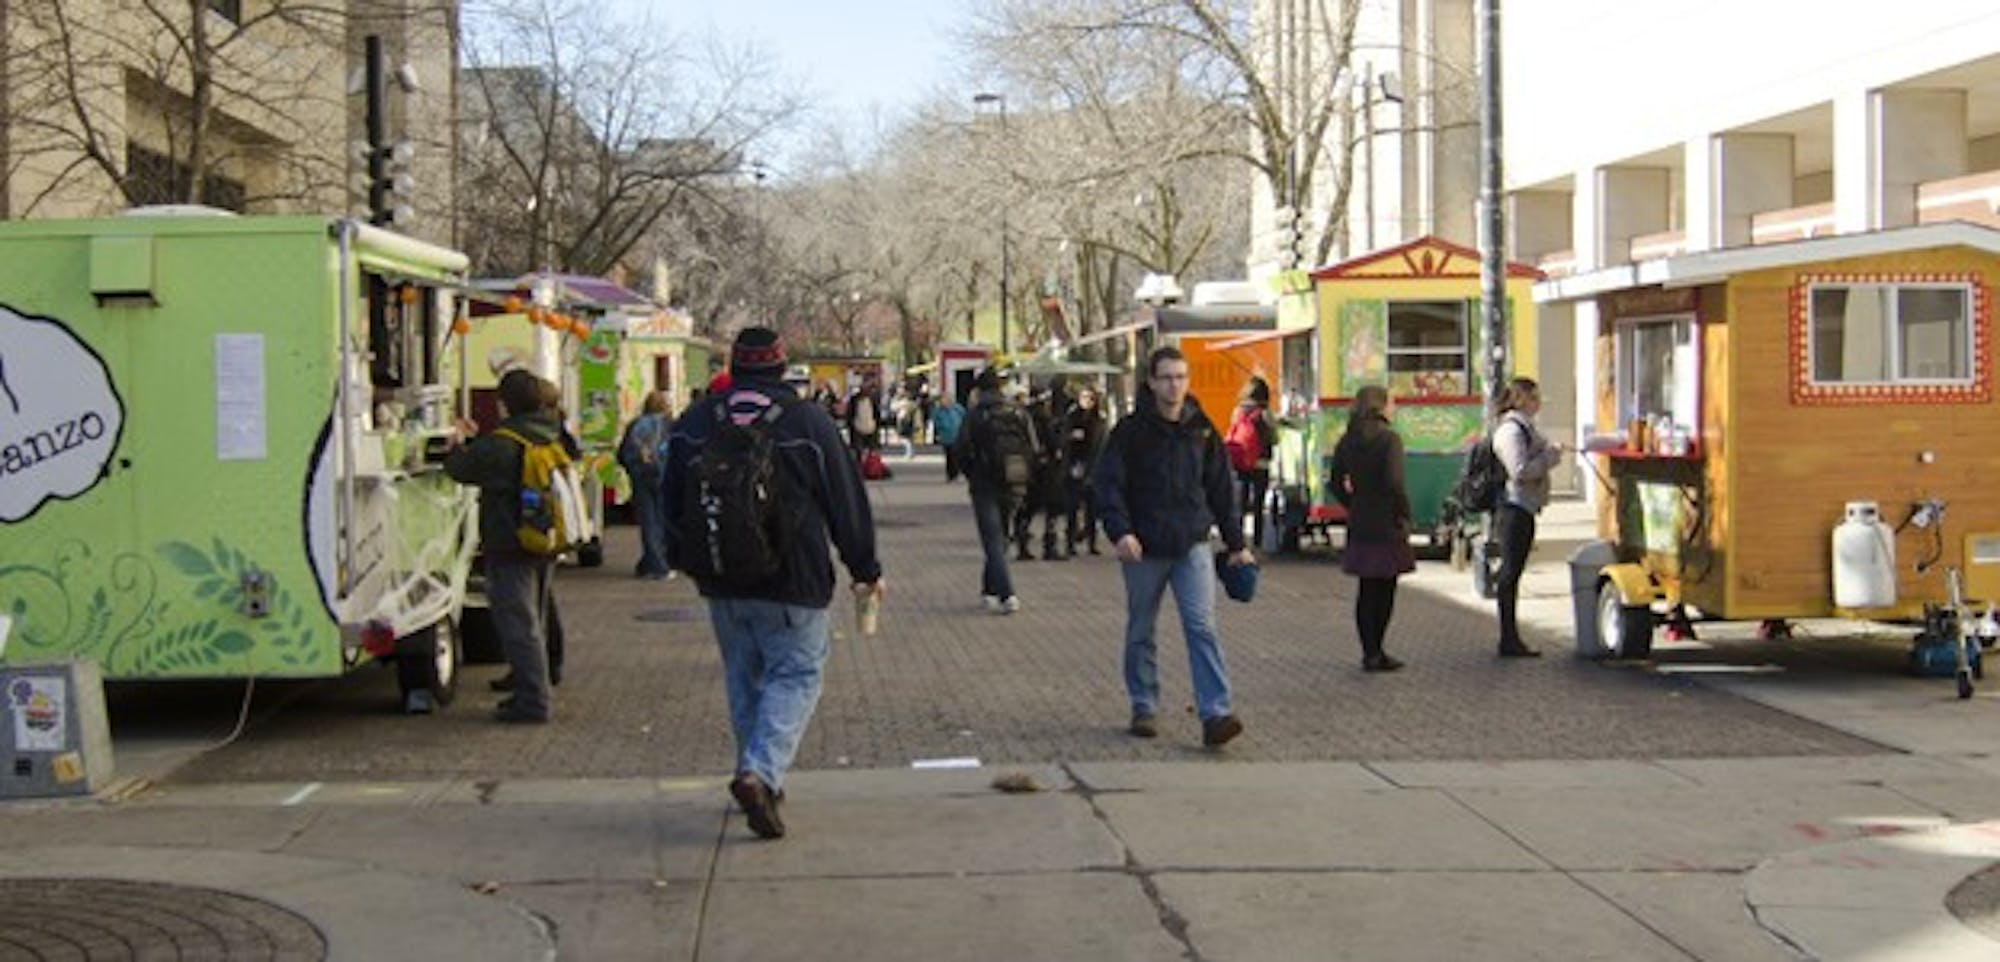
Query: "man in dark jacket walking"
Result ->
[[951, 368, 1036, 613], [1095, 347, 1253, 747], [662, 327, 884, 840], [444, 369, 563, 724]]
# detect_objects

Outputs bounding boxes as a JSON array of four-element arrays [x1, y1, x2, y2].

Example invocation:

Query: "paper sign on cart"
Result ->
[[8, 676, 68, 752]]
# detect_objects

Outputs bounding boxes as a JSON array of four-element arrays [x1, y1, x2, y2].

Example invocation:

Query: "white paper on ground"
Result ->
[[910, 757, 981, 770]]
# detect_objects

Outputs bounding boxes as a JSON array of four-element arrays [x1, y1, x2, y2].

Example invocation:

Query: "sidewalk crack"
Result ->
[[1064, 762, 1206, 962]]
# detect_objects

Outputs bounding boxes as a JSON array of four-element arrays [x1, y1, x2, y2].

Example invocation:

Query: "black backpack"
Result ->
[[1451, 426, 1508, 514], [978, 404, 1037, 496], [676, 398, 795, 586]]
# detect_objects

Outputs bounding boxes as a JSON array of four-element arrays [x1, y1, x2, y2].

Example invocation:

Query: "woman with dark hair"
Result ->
[[1491, 377, 1565, 657], [1327, 384, 1412, 672], [1225, 376, 1279, 546]]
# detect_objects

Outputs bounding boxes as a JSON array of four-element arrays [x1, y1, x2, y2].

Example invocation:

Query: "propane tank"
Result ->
[[1832, 501, 1897, 609]]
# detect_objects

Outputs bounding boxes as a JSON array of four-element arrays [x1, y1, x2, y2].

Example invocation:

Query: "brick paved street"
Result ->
[[167, 454, 1883, 784]]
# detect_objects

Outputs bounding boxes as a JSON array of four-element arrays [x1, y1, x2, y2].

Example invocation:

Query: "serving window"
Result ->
[[1614, 312, 1699, 431], [1790, 273, 1990, 405]]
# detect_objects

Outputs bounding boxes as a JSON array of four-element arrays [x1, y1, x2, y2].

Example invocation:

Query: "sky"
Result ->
[[631, 0, 979, 169]]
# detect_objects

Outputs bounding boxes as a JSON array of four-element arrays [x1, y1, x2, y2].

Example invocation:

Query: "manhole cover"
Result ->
[[0, 877, 326, 960], [635, 606, 707, 623], [1947, 862, 2000, 941]]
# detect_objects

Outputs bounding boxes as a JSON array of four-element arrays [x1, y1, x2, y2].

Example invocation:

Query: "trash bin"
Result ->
[[1567, 540, 1619, 658]]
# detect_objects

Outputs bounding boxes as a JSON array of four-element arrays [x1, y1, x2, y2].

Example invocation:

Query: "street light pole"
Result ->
[[1477, 0, 1508, 418], [973, 92, 1010, 356]]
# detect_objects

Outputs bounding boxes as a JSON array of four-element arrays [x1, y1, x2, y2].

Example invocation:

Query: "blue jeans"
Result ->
[[631, 467, 669, 575], [971, 488, 1015, 599], [706, 598, 829, 791], [1120, 542, 1233, 721]]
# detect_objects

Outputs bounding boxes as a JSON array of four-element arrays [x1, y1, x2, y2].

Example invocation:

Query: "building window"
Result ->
[[125, 142, 247, 211], [207, 0, 242, 25], [1790, 274, 1990, 405], [1614, 313, 1698, 432], [1809, 284, 1970, 384]]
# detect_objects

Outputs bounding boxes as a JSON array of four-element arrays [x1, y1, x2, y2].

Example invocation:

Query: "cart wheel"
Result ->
[[1595, 580, 1654, 660], [1957, 669, 1975, 700], [396, 619, 460, 714], [577, 537, 604, 569]]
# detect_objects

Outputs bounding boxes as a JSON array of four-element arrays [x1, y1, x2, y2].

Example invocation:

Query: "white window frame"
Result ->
[[1613, 311, 1699, 431], [1384, 299, 1469, 378], [1805, 282, 1974, 387]]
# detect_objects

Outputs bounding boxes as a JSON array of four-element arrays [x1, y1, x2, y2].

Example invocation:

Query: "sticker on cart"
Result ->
[[8, 676, 67, 751]]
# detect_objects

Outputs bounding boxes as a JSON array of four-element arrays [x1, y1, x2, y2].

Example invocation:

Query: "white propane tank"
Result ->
[[1832, 501, 1897, 609]]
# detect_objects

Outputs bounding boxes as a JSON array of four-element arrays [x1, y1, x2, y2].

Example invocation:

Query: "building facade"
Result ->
[[1248, 0, 1479, 281], [1503, 0, 2000, 493], [0, 0, 457, 247]]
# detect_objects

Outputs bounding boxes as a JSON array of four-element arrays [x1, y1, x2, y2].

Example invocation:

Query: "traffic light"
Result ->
[[1274, 205, 1307, 268]]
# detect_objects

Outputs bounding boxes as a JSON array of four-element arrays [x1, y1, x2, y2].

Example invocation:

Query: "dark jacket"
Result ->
[[1327, 413, 1411, 546], [443, 410, 562, 563], [1063, 403, 1107, 480], [1093, 394, 1244, 559], [952, 389, 1041, 497], [661, 377, 882, 608]]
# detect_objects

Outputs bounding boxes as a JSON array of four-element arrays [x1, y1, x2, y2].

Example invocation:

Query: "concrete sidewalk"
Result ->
[[7, 487, 2000, 960]]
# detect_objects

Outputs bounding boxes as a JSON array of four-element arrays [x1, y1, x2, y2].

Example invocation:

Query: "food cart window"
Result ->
[[1809, 284, 1971, 385], [1615, 313, 1698, 429], [1385, 300, 1469, 375]]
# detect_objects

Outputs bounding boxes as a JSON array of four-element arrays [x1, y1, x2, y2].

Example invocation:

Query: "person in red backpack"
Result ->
[[1224, 377, 1279, 547]]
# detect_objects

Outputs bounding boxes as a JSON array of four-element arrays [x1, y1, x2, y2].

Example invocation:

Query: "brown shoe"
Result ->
[[729, 772, 786, 839], [1201, 714, 1244, 747], [1127, 713, 1158, 738]]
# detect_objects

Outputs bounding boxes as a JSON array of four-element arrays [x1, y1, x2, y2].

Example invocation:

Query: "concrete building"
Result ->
[[1248, 0, 1479, 282], [0, 0, 457, 248], [1504, 0, 2000, 493]]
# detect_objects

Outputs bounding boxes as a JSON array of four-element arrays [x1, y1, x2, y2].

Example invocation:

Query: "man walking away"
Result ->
[[619, 390, 673, 579], [1095, 347, 1253, 747], [951, 368, 1037, 613], [444, 369, 563, 724], [663, 327, 884, 839]]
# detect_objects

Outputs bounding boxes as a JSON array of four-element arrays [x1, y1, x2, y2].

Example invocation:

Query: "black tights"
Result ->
[[1494, 504, 1537, 648], [1355, 576, 1399, 660]]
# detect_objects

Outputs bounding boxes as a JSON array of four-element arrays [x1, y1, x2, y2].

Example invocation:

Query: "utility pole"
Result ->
[[1476, 0, 1508, 417]]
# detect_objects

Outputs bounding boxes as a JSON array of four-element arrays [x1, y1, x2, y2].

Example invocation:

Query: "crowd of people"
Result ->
[[445, 332, 1561, 844]]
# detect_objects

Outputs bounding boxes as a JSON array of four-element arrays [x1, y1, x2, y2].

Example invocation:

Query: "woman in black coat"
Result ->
[[1327, 384, 1414, 672]]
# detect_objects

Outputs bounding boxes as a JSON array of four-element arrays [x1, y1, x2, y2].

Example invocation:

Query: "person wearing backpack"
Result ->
[[444, 369, 568, 724], [950, 367, 1038, 613], [661, 327, 883, 840], [1491, 377, 1566, 658], [1327, 385, 1414, 672], [1224, 376, 1279, 547], [1094, 346, 1253, 747], [618, 390, 673, 580], [1012, 384, 1069, 561], [845, 376, 883, 454]]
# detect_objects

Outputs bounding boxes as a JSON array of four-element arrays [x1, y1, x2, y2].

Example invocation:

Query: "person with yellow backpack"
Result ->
[[445, 369, 590, 723]]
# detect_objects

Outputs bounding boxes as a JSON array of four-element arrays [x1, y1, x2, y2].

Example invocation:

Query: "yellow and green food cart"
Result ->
[[0, 213, 479, 712]]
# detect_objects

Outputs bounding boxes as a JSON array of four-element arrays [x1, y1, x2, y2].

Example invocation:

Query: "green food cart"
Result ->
[[1303, 236, 1543, 549], [0, 213, 479, 712]]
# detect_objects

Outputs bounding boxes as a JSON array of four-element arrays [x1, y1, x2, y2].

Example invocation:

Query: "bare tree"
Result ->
[[7, 0, 362, 215], [459, 0, 800, 279]]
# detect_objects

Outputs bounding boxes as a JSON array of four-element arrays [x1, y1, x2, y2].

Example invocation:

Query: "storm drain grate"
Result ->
[[635, 606, 707, 623], [0, 877, 327, 960]]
